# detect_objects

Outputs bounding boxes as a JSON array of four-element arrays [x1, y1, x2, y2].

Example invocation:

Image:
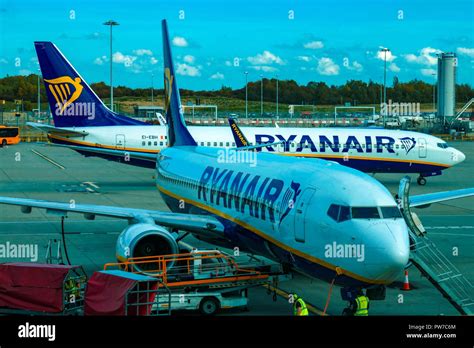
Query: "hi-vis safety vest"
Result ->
[[294, 298, 309, 316], [355, 295, 369, 316]]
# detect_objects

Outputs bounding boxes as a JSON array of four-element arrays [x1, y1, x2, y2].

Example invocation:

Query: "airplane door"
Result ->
[[294, 188, 316, 243], [116, 134, 125, 149], [418, 138, 427, 158]]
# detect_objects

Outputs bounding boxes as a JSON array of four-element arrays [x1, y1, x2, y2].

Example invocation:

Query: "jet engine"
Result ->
[[116, 223, 179, 272]]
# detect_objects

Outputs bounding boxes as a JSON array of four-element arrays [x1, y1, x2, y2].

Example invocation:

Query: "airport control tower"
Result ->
[[437, 52, 457, 123]]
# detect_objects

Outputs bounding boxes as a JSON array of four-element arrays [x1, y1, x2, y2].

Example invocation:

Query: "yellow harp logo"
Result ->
[[44, 76, 83, 114]]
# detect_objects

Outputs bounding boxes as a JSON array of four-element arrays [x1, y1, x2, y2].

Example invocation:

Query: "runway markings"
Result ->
[[82, 182, 100, 194], [31, 149, 65, 170]]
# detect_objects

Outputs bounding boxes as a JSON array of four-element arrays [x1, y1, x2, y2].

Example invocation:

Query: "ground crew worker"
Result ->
[[352, 289, 369, 316], [292, 294, 309, 316]]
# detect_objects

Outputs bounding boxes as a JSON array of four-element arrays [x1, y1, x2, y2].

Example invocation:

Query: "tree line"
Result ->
[[0, 74, 473, 109]]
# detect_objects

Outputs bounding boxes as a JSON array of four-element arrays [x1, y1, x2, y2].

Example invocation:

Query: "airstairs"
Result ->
[[398, 176, 474, 315]]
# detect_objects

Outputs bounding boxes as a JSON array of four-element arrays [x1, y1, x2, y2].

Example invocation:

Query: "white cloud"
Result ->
[[316, 57, 339, 76], [19, 69, 32, 75], [457, 47, 474, 58], [172, 36, 188, 47], [248, 51, 284, 65], [403, 47, 441, 66], [112, 52, 137, 66], [375, 50, 397, 62], [176, 63, 201, 77], [297, 55, 311, 62], [345, 60, 363, 72], [303, 41, 324, 49], [133, 49, 153, 56], [0, 58, 8, 64], [150, 57, 158, 65], [389, 63, 400, 72], [225, 60, 232, 66], [421, 68, 436, 76], [93, 55, 107, 65], [210, 72, 224, 80], [249, 65, 278, 72], [183, 55, 195, 64]]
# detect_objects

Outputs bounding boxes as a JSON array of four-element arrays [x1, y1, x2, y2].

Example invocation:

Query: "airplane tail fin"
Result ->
[[34, 41, 146, 128], [228, 118, 249, 147], [161, 20, 197, 147]]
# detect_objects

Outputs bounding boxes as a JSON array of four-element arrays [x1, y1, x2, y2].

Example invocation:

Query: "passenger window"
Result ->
[[142, 141, 146, 146], [148, 141, 152, 146], [154, 141, 158, 146], [226, 142, 229, 147]]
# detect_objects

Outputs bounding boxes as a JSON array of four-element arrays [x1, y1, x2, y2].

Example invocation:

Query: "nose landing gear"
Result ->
[[417, 176, 427, 186]]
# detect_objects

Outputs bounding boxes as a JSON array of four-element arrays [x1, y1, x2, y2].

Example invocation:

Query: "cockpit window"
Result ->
[[437, 142, 448, 149], [351, 207, 380, 219], [380, 206, 402, 219], [327, 204, 351, 222]]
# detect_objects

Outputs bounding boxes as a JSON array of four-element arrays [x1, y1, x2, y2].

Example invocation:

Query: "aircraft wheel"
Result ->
[[417, 177, 427, 186]]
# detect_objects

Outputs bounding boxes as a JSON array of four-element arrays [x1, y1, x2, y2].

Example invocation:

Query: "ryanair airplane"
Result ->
[[30, 40, 465, 185], [3, 20, 473, 297]]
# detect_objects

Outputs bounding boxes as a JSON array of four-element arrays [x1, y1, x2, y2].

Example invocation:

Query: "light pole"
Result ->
[[151, 73, 154, 104], [379, 47, 390, 126], [276, 75, 279, 117], [37, 68, 41, 117], [103, 20, 119, 111], [244, 71, 248, 119], [260, 75, 263, 117], [431, 72, 436, 115]]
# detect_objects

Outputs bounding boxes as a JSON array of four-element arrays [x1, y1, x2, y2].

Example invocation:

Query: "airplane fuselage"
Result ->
[[48, 125, 465, 175], [155, 146, 410, 287]]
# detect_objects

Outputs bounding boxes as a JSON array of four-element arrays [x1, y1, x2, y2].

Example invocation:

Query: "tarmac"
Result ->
[[0, 141, 473, 316]]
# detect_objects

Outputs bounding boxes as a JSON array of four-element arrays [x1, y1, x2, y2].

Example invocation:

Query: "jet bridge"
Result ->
[[398, 176, 474, 315]]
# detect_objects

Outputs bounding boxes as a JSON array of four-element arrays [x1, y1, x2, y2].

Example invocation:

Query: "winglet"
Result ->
[[228, 117, 249, 147], [162, 20, 197, 147]]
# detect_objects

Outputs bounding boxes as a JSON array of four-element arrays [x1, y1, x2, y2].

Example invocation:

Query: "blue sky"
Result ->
[[0, 0, 473, 90]]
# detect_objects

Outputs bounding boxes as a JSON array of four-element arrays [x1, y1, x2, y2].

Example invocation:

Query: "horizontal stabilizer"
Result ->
[[27, 122, 89, 137]]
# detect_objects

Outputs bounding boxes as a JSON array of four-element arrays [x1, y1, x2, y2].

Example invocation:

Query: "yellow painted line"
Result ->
[[262, 284, 327, 316], [31, 149, 65, 169], [156, 184, 390, 285]]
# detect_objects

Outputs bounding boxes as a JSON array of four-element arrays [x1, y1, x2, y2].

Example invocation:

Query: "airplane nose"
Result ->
[[454, 150, 466, 164], [364, 223, 410, 282]]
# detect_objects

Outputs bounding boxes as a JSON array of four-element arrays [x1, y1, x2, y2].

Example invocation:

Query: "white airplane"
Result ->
[[2, 20, 473, 303], [29, 42, 465, 186]]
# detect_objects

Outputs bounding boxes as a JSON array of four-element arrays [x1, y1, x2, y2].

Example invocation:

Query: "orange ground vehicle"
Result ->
[[0, 125, 20, 147]]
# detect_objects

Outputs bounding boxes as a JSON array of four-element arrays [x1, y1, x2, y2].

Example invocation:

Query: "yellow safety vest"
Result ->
[[294, 298, 309, 316], [355, 295, 369, 316]]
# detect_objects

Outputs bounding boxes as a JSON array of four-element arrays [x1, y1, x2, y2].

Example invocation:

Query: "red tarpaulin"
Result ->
[[84, 270, 159, 316], [0, 263, 76, 313]]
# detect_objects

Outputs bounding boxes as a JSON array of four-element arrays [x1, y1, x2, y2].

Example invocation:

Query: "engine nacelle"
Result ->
[[116, 223, 179, 272]]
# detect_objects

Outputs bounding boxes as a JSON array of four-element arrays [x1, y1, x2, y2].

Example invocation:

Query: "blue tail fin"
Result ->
[[161, 20, 197, 147], [228, 118, 249, 147], [34, 42, 146, 128]]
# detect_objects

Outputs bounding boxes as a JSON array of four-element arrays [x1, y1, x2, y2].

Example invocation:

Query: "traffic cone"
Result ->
[[401, 270, 411, 291]]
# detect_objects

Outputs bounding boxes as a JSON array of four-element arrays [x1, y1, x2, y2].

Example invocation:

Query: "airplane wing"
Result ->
[[27, 122, 89, 137], [0, 196, 224, 236], [44, 143, 157, 163], [410, 188, 474, 207]]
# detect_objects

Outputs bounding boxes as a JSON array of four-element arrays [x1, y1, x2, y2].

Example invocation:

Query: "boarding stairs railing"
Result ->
[[398, 176, 474, 315]]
